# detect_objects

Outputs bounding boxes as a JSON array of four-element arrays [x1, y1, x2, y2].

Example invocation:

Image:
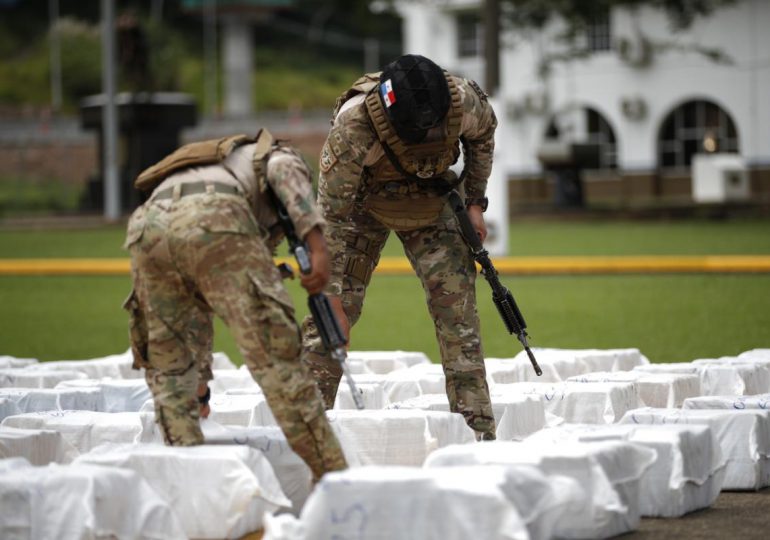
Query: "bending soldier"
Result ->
[[123, 129, 348, 481], [302, 54, 498, 440]]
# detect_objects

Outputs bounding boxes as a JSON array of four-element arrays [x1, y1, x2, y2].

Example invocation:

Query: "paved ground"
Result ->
[[626, 488, 770, 539], [239, 488, 770, 539]]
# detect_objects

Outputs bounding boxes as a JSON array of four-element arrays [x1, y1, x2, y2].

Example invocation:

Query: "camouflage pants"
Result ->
[[302, 208, 496, 438], [126, 193, 347, 480]]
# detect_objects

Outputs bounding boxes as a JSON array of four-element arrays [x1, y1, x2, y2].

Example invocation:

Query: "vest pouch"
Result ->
[[365, 194, 446, 231]]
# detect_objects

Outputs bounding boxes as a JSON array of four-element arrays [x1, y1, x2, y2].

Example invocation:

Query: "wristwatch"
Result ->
[[465, 197, 489, 212]]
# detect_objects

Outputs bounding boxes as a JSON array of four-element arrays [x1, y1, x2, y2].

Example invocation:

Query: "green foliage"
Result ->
[[0, 177, 83, 217]]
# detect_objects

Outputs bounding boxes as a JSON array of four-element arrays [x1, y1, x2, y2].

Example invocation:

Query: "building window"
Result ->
[[586, 108, 617, 168], [586, 12, 611, 52], [544, 108, 617, 169], [658, 100, 739, 168], [457, 12, 483, 58]]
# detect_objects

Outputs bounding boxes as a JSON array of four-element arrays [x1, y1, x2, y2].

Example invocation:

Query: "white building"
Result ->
[[395, 0, 770, 209]]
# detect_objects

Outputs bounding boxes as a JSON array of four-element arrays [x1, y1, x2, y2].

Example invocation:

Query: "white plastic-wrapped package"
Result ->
[[327, 409, 475, 466], [350, 373, 423, 404], [568, 371, 701, 408], [0, 356, 38, 369], [334, 382, 388, 410], [264, 465, 530, 540], [497, 348, 650, 383], [0, 387, 104, 420], [212, 351, 238, 370], [525, 423, 725, 517], [0, 368, 87, 389], [207, 392, 278, 427], [55, 378, 152, 413], [389, 393, 547, 441], [346, 350, 431, 374], [683, 394, 770, 410], [0, 458, 185, 540], [633, 362, 746, 396], [425, 439, 656, 539], [492, 381, 642, 424], [384, 363, 447, 394], [75, 442, 290, 539], [692, 359, 770, 395], [208, 366, 261, 394], [738, 349, 770, 361], [0, 425, 79, 465], [1, 410, 161, 453], [0, 398, 20, 422], [620, 407, 770, 490], [32, 349, 139, 380], [204, 422, 313, 514]]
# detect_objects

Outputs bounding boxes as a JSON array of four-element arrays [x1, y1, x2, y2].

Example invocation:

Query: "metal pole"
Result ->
[[48, 0, 62, 112], [364, 38, 380, 73], [204, 0, 219, 117], [483, 0, 500, 94], [101, 0, 120, 220]]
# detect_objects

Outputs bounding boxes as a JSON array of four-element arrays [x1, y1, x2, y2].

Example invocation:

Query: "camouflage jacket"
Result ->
[[317, 75, 497, 238]]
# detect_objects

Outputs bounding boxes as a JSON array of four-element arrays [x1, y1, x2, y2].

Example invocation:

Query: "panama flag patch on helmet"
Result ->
[[380, 79, 396, 107]]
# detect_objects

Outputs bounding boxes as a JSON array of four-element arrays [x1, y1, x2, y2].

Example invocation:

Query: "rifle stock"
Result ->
[[268, 187, 365, 408], [448, 191, 542, 376]]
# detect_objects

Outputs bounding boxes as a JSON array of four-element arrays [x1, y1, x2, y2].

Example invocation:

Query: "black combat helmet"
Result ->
[[378, 54, 451, 144]]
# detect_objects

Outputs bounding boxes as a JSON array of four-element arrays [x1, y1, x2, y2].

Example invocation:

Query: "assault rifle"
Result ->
[[269, 188, 365, 409], [448, 191, 542, 376]]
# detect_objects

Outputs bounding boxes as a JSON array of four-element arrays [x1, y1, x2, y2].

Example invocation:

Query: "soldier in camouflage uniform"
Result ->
[[302, 54, 498, 440], [123, 129, 347, 481]]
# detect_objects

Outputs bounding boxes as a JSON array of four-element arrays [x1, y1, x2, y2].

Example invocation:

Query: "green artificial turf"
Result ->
[[1, 218, 769, 364]]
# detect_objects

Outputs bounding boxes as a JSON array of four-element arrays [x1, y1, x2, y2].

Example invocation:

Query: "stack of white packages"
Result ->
[[209, 366, 261, 393], [683, 393, 770, 410], [55, 378, 152, 412], [204, 422, 313, 514], [567, 371, 701, 408], [382, 363, 447, 394], [491, 381, 643, 424], [327, 409, 475, 466], [0, 367, 87, 388], [75, 443, 291, 539], [0, 457, 185, 539], [425, 439, 657, 538], [0, 356, 38, 368], [389, 392, 548, 441], [620, 407, 770, 490], [487, 348, 650, 384], [333, 382, 388, 410], [1, 410, 162, 454], [739, 348, 770, 360], [263, 466, 533, 540], [525, 423, 725, 517], [632, 362, 747, 396], [346, 350, 431, 374], [691, 358, 770, 395], [349, 373, 423, 404], [30, 349, 140, 380], [0, 426, 79, 465], [0, 387, 104, 421], [202, 391, 277, 427]]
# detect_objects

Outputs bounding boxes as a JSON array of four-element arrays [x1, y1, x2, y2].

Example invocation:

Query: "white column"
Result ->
[[483, 95, 510, 256], [101, 0, 120, 221]]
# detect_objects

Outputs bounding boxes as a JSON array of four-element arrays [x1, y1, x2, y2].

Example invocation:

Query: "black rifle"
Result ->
[[448, 191, 542, 376], [268, 188, 365, 409]]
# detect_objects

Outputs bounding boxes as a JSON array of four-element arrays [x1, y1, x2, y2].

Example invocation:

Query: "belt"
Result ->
[[152, 181, 240, 201]]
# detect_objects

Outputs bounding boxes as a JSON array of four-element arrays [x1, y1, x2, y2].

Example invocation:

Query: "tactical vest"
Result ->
[[336, 72, 464, 230], [134, 129, 275, 196]]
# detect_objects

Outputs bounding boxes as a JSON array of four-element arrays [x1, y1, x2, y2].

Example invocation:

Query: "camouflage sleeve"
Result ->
[[266, 148, 325, 240], [459, 78, 498, 199], [318, 106, 377, 288]]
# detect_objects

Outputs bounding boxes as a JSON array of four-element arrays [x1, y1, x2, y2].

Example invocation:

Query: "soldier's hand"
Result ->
[[467, 205, 488, 243], [197, 382, 211, 418], [302, 227, 330, 294]]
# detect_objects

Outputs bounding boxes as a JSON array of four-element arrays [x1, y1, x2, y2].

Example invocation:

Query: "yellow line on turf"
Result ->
[[1, 255, 770, 276]]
